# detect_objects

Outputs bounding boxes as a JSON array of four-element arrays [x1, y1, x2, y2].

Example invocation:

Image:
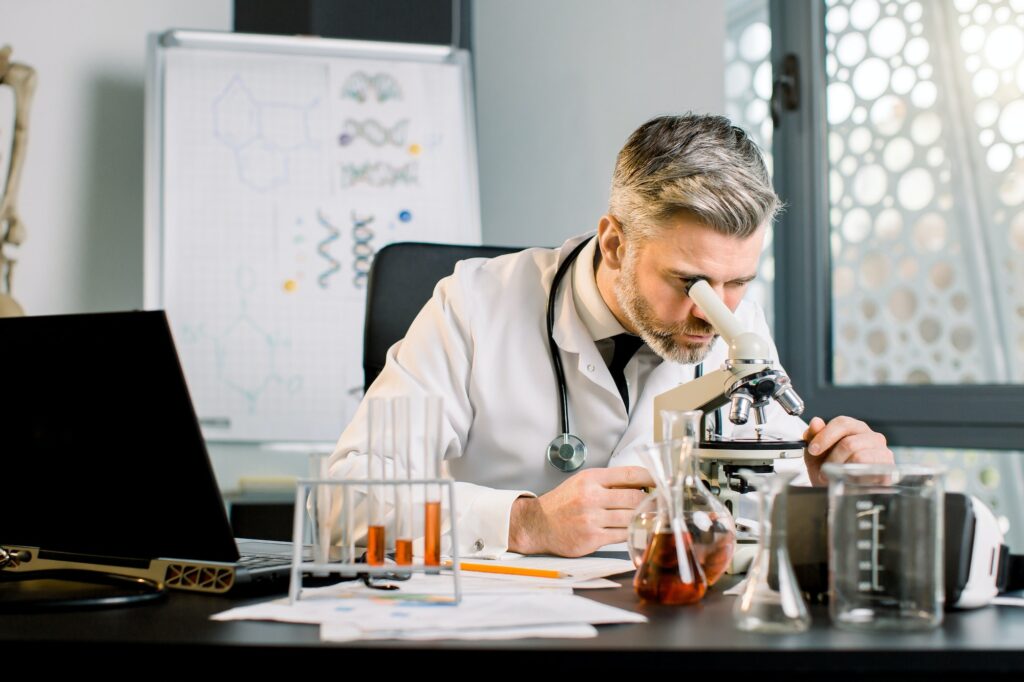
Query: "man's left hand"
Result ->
[[802, 416, 894, 486]]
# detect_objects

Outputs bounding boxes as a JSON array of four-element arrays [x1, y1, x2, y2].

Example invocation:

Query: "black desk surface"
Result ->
[[2, 571, 1023, 676]]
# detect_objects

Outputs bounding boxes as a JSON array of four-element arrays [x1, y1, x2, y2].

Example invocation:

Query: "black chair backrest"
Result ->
[[362, 241, 523, 391]]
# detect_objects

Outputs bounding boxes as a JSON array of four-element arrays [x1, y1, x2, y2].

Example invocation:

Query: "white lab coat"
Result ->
[[328, 233, 808, 558]]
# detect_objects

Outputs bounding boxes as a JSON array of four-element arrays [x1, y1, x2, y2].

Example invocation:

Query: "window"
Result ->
[[765, 0, 1024, 545]]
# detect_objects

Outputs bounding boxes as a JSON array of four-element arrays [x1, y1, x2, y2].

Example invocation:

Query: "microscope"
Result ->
[[653, 279, 807, 516]]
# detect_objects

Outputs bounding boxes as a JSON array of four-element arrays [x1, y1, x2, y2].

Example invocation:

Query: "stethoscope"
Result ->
[[544, 237, 709, 473]]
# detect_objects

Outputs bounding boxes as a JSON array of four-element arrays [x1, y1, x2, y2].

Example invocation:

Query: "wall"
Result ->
[[473, 0, 725, 247], [1, 0, 232, 316], [1, 0, 725, 492]]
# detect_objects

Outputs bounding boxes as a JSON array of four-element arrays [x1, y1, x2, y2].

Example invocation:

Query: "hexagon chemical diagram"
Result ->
[[212, 76, 321, 192]]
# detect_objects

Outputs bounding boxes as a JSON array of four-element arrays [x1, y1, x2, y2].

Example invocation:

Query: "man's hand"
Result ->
[[507, 466, 653, 557], [803, 416, 894, 486]]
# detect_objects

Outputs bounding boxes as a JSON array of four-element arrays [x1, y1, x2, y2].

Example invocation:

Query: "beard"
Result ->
[[614, 248, 718, 365]]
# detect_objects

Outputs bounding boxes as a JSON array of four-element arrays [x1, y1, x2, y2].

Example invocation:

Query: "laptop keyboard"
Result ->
[[238, 554, 292, 570]]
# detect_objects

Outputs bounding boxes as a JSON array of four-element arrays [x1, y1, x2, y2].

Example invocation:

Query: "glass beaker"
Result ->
[[825, 463, 945, 631], [733, 469, 810, 633]]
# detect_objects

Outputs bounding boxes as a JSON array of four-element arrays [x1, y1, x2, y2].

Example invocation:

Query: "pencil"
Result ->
[[443, 560, 566, 579]]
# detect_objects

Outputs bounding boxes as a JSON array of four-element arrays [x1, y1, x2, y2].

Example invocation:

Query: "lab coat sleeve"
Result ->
[[327, 260, 535, 559]]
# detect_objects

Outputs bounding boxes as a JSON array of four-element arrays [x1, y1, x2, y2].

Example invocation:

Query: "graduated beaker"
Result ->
[[825, 463, 945, 631]]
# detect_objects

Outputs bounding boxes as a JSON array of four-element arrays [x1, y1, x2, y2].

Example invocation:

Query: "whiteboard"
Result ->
[[144, 30, 480, 443]]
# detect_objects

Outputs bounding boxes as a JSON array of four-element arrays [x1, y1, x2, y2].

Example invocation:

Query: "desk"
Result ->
[[2, 573, 1023, 675]]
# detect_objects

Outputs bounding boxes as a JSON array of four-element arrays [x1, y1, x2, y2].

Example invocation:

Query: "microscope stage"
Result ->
[[697, 439, 805, 462]]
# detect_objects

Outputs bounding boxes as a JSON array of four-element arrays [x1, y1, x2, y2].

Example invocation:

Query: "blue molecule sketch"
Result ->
[[212, 76, 321, 192], [398, 210, 412, 223], [340, 71, 402, 103], [339, 161, 418, 189], [351, 211, 376, 289], [182, 267, 303, 415], [338, 118, 409, 147], [315, 209, 342, 289]]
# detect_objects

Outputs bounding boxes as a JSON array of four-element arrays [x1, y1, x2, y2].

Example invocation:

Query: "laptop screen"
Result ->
[[0, 310, 240, 563]]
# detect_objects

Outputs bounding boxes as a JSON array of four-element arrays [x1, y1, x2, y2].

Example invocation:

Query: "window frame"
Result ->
[[769, 0, 1024, 450]]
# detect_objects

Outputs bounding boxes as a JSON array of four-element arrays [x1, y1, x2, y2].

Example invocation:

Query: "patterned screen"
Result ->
[[726, 0, 776, 330], [824, 0, 1024, 386], [727, 0, 1023, 550]]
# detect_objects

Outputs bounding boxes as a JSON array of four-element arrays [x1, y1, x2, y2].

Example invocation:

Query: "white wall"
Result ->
[[1, 0, 232, 316], [473, 0, 725, 247], [1, 1, 726, 493]]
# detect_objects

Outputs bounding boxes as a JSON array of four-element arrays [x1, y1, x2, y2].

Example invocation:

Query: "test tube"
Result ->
[[423, 396, 443, 567], [309, 452, 331, 571], [392, 396, 414, 566], [366, 397, 388, 566]]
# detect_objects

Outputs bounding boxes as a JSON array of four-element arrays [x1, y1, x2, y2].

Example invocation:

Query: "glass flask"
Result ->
[[628, 410, 737, 586], [732, 469, 810, 633], [629, 443, 707, 604]]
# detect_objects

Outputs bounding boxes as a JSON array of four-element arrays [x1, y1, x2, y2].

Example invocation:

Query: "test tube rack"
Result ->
[[288, 477, 462, 604]]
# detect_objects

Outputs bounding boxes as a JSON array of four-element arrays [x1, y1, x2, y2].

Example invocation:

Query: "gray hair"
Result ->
[[608, 114, 780, 240]]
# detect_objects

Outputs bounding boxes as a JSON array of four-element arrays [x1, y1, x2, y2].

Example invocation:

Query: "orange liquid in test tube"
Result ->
[[424, 500, 441, 566], [395, 538, 413, 565], [367, 525, 386, 566]]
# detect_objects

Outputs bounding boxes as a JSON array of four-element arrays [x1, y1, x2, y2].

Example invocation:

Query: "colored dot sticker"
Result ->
[[408, 143, 422, 155], [398, 210, 412, 223], [283, 279, 298, 293]]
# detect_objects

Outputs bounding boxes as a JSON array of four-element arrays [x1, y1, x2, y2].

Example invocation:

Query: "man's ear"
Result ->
[[597, 215, 627, 271]]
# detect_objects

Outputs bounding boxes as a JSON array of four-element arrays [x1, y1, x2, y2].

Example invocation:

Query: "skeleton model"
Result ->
[[0, 46, 36, 317]]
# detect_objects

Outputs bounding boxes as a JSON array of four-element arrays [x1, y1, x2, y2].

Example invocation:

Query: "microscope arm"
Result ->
[[653, 363, 770, 441]]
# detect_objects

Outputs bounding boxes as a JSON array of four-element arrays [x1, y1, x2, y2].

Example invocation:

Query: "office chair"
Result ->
[[362, 242, 523, 391]]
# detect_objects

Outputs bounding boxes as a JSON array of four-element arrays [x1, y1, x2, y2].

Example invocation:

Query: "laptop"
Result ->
[[0, 310, 300, 594]]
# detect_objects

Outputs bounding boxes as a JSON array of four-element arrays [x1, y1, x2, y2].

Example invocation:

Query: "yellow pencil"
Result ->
[[443, 560, 566, 579]]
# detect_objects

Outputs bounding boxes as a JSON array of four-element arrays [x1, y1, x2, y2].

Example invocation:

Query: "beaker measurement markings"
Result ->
[[855, 504, 886, 592]]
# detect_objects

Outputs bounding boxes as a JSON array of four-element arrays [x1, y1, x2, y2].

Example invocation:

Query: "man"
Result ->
[[329, 114, 893, 558]]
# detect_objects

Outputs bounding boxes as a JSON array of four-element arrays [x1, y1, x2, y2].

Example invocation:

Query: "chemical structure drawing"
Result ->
[[351, 211, 376, 289], [337, 118, 410, 147], [212, 76, 321, 192], [339, 161, 418, 189], [340, 71, 402, 103], [315, 209, 342, 289], [182, 267, 303, 414]]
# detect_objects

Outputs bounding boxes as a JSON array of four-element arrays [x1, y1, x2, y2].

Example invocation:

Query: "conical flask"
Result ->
[[629, 451, 707, 605], [672, 410, 736, 585], [733, 469, 811, 633]]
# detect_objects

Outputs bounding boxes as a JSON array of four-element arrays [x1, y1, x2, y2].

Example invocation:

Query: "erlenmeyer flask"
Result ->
[[733, 469, 810, 633], [628, 441, 706, 604], [673, 410, 736, 585]]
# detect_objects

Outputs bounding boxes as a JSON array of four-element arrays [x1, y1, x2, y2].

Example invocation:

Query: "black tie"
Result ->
[[608, 333, 644, 410]]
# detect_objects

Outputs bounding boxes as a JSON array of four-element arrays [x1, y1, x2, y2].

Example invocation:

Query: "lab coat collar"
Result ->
[[571, 236, 627, 342], [550, 233, 598, 356]]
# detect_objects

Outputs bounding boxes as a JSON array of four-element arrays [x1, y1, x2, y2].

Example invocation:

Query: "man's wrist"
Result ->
[[508, 496, 543, 555]]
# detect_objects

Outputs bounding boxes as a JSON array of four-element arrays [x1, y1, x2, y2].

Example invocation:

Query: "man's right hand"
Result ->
[[507, 466, 654, 557]]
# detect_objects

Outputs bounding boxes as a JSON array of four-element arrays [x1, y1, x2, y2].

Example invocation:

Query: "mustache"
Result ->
[[652, 320, 716, 339]]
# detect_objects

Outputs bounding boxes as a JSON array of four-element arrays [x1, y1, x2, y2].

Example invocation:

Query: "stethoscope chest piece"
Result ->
[[546, 434, 587, 472]]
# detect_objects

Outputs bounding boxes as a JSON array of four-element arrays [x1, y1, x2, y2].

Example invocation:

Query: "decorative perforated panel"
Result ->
[[727, 0, 777, 330], [824, 0, 1024, 385]]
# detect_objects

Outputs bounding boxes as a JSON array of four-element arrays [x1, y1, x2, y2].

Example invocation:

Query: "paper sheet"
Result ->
[[321, 622, 599, 641], [214, 590, 645, 641], [212, 571, 645, 641]]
